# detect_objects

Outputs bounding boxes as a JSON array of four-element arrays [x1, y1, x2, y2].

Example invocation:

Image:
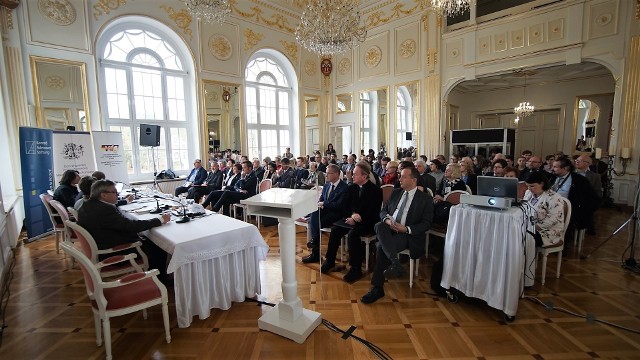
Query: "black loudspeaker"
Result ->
[[140, 124, 161, 147], [66, 126, 76, 131], [406, 132, 412, 141]]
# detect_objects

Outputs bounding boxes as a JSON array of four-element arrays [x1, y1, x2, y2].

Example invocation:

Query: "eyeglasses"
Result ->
[[493, 165, 503, 169]]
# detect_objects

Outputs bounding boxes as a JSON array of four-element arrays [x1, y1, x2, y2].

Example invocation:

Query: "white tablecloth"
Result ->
[[441, 204, 535, 317], [120, 203, 269, 327]]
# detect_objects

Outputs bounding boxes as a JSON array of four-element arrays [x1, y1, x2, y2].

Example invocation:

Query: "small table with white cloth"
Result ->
[[120, 201, 269, 327], [440, 204, 535, 318]]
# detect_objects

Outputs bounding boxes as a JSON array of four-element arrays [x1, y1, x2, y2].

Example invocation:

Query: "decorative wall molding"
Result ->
[[365, 45, 382, 68], [209, 34, 232, 60], [636, 0, 639, 20], [338, 58, 350, 75], [232, 1, 296, 33], [364, 0, 425, 28], [38, 0, 76, 26], [45, 75, 65, 89], [304, 60, 316, 76], [399, 39, 416, 58], [620, 36, 640, 153], [279, 40, 298, 62], [243, 28, 263, 51], [93, 0, 130, 21], [161, 5, 193, 41]]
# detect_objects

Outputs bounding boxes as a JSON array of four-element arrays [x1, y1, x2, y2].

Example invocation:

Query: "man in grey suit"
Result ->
[[361, 167, 434, 304]]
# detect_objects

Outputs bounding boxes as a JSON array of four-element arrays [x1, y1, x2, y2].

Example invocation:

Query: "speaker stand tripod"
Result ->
[[151, 146, 159, 192]]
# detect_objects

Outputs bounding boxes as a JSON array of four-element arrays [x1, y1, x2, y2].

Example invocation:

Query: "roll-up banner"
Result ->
[[52, 130, 96, 180], [91, 131, 129, 184], [19, 127, 54, 241]]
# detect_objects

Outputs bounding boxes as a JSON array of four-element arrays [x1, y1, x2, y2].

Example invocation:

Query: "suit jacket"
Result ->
[[253, 167, 265, 180], [222, 172, 240, 190], [294, 168, 309, 188], [421, 172, 438, 195], [319, 180, 349, 213], [345, 181, 382, 232], [273, 167, 295, 188], [204, 170, 223, 192], [53, 184, 79, 209], [462, 174, 477, 195], [567, 172, 598, 229], [77, 199, 162, 250], [581, 170, 603, 199], [234, 172, 258, 197], [185, 167, 208, 185], [380, 188, 434, 259]]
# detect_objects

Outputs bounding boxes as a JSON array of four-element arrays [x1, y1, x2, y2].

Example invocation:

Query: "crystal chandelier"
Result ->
[[431, 0, 472, 16], [513, 69, 535, 120], [183, 0, 231, 24], [295, 0, 367, 56]]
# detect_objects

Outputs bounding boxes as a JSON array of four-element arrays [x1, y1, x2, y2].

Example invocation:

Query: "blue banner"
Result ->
[[19, 127, 54, 240]]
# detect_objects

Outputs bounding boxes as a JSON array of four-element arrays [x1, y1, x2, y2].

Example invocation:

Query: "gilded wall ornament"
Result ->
[[207, 90, 219, 102], [279, 40, 298, 62], [161, 5, 193, 41], [338, 58, 351, 75], [5, 8, 13, 30], [399, 39, 416, 58], [46, 75, 66, 89], [304, 60, 316, 76], [321, 58, 332, 76], [244, 28, 264, 51], [365, 46, 382, 68], [38, 0, 76, 26], [209, 34, 232, 61], [365, 1, 423, 28], [232, 1, 296, 33], [93, 0, 129, 21]]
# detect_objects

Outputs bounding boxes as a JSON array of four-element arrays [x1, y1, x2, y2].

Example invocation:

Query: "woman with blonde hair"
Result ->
[[434, 163, 467, 203]]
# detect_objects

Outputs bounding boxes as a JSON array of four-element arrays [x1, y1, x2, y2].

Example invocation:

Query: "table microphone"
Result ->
[[154, 195, 190, 223]]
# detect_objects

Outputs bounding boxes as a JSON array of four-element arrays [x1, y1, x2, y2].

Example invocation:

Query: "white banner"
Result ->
[[52, 131, 96, 181], [91, 131, 129, 183]]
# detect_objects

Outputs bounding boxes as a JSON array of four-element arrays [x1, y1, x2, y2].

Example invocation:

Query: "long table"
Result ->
[[120, 201, 269, 327], [440, 204, 536, 317]]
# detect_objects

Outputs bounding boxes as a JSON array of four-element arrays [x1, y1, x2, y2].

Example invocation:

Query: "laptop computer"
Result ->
[[476, 176, 519, 205]]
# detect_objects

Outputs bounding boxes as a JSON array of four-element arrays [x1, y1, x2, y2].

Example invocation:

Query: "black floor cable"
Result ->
[[245, 298, 393, 360], [525, 296, 640, 334]]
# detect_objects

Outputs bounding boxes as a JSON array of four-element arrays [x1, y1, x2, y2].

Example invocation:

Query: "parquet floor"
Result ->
[[1, 207, 639, 359]]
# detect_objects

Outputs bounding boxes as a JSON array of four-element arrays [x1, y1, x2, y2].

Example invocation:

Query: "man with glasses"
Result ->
[[302, 164, 348, 264], [320, 163, 382, 282], [78, 180, 171, 278], [518, 155, 545, 181], [489, 159, 508, 177], [175, 159, 208, 197]]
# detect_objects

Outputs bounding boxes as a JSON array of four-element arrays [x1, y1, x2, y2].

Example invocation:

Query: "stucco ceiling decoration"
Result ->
[[243, 28, 264, 51], [46, 75, 66, 89], [365, 46, 382, 68], [399, 39, 416, 58], [232, 1, 297, 33], [92, 0, 130, 21], [365, 1, 425, 29], [338, 58, 351, 75], [209, 34, 232, 60], [38, 0, 76, 26], [161, 5, 193, 41]]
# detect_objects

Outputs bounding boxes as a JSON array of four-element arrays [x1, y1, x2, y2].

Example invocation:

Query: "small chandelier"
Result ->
[[295, 0, 367, 56], [431, 0, 472, 16], [183, 0, 231, 24], [513, 69, 535, 120]]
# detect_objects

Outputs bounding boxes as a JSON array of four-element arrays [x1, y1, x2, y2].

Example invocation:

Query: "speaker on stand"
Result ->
[[140, 124, 161, 190]]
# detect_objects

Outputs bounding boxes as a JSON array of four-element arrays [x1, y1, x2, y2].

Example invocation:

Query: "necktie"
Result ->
[[327, 184, 335, 198], [394, 191, 409, 223], [552, 176, 565, 191]]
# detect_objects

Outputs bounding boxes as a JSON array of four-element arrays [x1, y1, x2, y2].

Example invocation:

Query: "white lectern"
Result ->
[[241, 188, 321, 343]]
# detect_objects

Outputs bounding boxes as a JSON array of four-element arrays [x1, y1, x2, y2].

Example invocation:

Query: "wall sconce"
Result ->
[[613, 147, 631, 176]]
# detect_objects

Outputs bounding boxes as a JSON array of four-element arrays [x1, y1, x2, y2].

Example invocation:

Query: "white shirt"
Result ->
[[391, 187, 418, 226]]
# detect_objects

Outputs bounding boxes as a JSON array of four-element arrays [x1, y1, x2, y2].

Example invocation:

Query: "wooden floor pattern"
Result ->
[[1, 207, 640, 359]]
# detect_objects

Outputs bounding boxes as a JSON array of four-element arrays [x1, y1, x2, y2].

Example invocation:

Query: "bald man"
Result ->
[[575, 155, 603, 199], [518, 155, 545, 181]]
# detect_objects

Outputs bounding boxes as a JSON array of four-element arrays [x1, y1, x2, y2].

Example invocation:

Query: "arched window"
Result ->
[[245, 51, 297, 160], [396, 87, 412, 149], [97, 21, 196, 180]]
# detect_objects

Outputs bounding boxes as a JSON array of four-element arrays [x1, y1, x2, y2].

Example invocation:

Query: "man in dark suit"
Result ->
[[202, 163, 241, 209], [361, 167, 434, 304], [414, 160, 437, 195], [294, 157, 310, 189], [210, 161, 258, 216], [273, 157, 295, 188], [252, 159, 265, 180], [187, 160, 223, 203], [302, 164, 349, 263], [551, 157, 598, 235], [519, 155, 545, 181], [78, 180, 170, 276], [321, 163, 382, 282], [175, 159, 208, 196]]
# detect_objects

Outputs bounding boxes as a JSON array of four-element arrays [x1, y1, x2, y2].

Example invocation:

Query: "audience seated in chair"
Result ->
[[187, 160, 223, 203], [174, 159, 208, 197], [53, 169, 80, 209], [202, 162, 241, 209], [206, 161, 258, 216]]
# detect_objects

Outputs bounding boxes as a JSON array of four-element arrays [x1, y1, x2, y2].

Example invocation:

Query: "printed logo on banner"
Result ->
[[25, 141, 36, 154], [101, 144, 120, 151], [62, 143, 85, 159], [24, 140, 51, 155]]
